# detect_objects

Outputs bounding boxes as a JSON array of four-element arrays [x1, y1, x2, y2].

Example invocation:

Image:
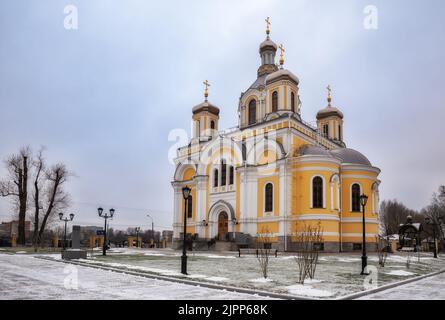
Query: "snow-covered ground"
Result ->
[[71, 248, 444, 298], [0, 253, 265, 300], [358, 272, 445, 300]]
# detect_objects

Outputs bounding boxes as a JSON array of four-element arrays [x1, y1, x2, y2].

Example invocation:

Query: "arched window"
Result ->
[[187, 195, 193, 218], [221, 160, 227, 185], [213, 169, 219, 187], [210, 120, 215, 130], [272, 91, 278, 112], [248, 100, 256, 125], [265, 183, 273, 212], [196, 120, 200, 137], [338, 125, 342, 140], [291, 92, 295, 112], [323, 124, 329, 137], [229, 166, 234, 185], [312, 177, 323, 208], [351, 184, 361, 212]]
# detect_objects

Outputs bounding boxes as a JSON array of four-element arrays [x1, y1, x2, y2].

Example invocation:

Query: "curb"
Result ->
[[337, 268, 445, 300], [35, 256, 314, 301]]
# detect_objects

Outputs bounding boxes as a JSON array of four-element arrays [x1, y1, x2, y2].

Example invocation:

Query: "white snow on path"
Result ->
[[358, 271, 445, 300], [0, 254, 267, 300]]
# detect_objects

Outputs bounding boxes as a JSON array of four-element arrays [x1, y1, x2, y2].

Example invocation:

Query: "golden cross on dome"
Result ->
[[327, 85, 332, 105], [279, 44, 285, 66], [265, 17, 271, 35], [203, 80, 210, 100]]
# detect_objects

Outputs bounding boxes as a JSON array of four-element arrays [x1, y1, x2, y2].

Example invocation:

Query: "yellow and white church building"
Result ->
[[171, 19, 381, 252]]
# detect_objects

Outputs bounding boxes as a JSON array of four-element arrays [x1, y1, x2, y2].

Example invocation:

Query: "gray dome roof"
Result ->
[[316, 106, 344, 120], [192, 101, 220, 116], [330, 148, 371, 166], [298, 145, 332, 157], [259, 38, 277, 52], [266, 69, 299, 85]]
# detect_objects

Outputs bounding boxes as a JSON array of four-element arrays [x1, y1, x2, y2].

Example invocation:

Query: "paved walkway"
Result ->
[[0, 253, 262, 300], [358, 271, 445, 300]]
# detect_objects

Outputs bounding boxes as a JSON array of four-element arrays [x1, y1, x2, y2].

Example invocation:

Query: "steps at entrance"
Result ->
[[213, 241, 234, 251]]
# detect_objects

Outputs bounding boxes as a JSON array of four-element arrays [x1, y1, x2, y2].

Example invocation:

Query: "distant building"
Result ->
[[162, 230, 173, 242], [79, 226, 103, 240], [0, 220, 31, 239]]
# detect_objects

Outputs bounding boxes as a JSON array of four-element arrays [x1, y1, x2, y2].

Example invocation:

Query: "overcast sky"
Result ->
[[1, 0, 444, 231]]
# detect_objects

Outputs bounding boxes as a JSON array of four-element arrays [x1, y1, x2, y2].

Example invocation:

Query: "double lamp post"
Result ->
[[59, 212, 74, 251], [98, 207, 115, 256]]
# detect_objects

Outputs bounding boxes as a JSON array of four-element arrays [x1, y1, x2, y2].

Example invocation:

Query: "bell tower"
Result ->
[[316, 85, 344, 143], [192, 80, 220, 141], [258, 17, 279, 77]]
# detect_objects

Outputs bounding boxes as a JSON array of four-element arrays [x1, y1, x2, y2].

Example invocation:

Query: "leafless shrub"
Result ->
[[256, 227, 272, 279], [294, 221, 324, 284]]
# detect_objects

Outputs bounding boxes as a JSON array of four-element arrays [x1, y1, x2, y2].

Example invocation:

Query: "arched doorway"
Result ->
[[218, 211, 228, 241]]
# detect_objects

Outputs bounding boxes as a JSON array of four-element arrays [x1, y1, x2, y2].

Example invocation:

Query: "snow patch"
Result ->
[[187, 274, 208, 279], [206, 276, 229, 282], [249, 278, 274, 283], [303, 278, 322, 284], [205, 255, 236, 259], [144, 253, 166, 256], [385, 270, 416, 277], [15, 251, 27, 254], [286, 284, 333, 297]]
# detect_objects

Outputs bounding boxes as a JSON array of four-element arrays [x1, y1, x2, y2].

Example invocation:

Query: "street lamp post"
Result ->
[[98, 207, 115, 256], [147, 214, 154, 248], [425, 217, 443, 258], [135, 227, 140, 248], [359, 194, 369, 275], [59, 212, 74, 251], [181, 186, 191, 275]]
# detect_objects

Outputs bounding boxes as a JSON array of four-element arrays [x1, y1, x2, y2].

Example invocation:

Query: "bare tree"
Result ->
[[294, 221, 324, 284], [421, 186, 445, 248], [256, 227, 272, 279], [380, 200, 421, 236], [0, 147, 31, 245], [31, 148, 45, 248], [34, 163, 70, 248]]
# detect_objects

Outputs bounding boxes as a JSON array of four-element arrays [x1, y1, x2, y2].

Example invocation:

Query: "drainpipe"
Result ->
[[339, 168, 343, 252], [283, 115, 291, 252]]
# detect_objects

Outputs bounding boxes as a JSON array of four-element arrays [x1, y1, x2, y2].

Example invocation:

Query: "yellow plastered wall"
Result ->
[[291, 164, 338, 214], [340, 172, 377, 218], [183, 168, 195, 181]]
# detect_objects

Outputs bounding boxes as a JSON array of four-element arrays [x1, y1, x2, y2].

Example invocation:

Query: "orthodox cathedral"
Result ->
[[171, 19, 381, 252]]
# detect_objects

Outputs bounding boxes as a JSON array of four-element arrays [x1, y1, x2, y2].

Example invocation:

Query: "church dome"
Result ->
[[316, 106, 344, 120], [298, 145, 333, 157], [192, 101, 220, 116], [266, 69, 299, 85], [259, 38, 278, 52], [330, 148, 371, 166]]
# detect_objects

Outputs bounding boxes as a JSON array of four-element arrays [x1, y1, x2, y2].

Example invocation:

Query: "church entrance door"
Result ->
[[217, 211, 228, 241]]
